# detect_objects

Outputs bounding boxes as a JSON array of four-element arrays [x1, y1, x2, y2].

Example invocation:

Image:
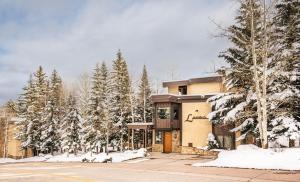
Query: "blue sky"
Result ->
[[0, 0, 238, 104]]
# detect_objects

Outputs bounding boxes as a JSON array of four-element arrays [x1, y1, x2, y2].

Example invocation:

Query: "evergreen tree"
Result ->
[[15, 75, 35, 153], [77, 72, 91, 121], [40, 70, 62, 154], [61, 94, 82, 155], [137, 65, 152, 123], [268, 0, 300, 142], [98, 63, 116, 154], [110, 50, 131, 151], [207, 0, 263, 142], [32, 66, 49, 153]]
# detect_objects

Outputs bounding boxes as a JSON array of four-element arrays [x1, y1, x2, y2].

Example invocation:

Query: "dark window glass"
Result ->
[[178, 86, 187, 95], [173, 108, 179, 120], [157, 107, 170, 119], [155, 131, 162, 144]]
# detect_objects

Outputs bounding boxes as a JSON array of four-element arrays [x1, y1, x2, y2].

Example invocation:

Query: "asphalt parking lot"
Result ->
[[0, 153, 299, 182]]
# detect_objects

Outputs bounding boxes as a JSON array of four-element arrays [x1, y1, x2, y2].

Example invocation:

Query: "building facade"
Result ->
[[151, 75, 240, 154], [0, 107, 33, 159]]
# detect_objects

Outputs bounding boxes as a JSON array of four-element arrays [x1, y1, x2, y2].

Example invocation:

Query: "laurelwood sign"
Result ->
[[185, 110, 208, 122]]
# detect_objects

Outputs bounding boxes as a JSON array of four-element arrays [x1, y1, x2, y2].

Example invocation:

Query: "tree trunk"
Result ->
[[250, 0, 264, 146], [106, 131, 109, 155], [261, 0, 268, 149], [131, 129, 134, 150]]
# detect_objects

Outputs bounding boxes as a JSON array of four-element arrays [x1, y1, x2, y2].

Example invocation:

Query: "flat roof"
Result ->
[[127, 122, 154, 130], [151, 94, 217, 103], [162, 75, 222, 88]]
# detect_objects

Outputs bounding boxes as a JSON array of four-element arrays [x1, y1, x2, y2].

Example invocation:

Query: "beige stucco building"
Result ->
[[151, 75, 240, 154], [0, 108, 33, 159]]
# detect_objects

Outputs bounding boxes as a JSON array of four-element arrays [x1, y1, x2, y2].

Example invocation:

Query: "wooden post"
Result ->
[[144, 129, 147, 148], [131, 129, 134, 150], [128, 129, 130, 150]]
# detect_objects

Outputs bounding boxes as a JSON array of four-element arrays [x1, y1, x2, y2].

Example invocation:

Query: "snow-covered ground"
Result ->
[[0, 148, 147, 164], [193, 145, 300, 170]]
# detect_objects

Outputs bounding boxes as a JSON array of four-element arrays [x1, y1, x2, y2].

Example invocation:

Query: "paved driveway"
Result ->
[[0, 153, 299, 182]]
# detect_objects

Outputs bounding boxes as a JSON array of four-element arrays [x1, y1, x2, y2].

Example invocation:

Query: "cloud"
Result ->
[[0, 0, 238, 104]]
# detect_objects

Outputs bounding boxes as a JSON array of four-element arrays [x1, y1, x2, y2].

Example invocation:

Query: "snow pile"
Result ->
[[0, 149, 147, 164], [0, 155, 51, 164], [110, 148, 147, 163], [193, 145, 300, 170], [0, 158, 17, 164]]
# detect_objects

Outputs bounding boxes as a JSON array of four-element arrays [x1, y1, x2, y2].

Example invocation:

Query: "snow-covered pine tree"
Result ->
[[76, 72, 91, 152], [81, 64, 102, 152], [268, 0, 300, 144], [110, 50, 131, 151], [137, 65, 152, 123], [61, 94, 83, 155], [40, 70, 63, 154], [98, 63, 116, 154], [16, 67, 49, 155], [32, 66, 49, 153], [77, 72, 91, 121], [207, 0, 263, 142], [15, 75, 35, 154]]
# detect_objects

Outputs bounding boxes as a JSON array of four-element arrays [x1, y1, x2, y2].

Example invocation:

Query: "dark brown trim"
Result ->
[[127, 123, 153, 130], [151, 94, 214, 103], [162, 76, 222, 88]]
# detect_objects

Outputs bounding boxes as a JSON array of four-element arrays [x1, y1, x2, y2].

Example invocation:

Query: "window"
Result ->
[[155, 131, 162, 144], [157, 107, 170, 119], [178, 86, 187, 95], [173, 108, 179, 120]]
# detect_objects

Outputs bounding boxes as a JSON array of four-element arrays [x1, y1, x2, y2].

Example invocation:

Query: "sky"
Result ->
[[0, 0, 238, 105]]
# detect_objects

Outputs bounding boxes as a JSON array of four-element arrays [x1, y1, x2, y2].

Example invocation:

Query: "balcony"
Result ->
[[154, 103, 181, 130]]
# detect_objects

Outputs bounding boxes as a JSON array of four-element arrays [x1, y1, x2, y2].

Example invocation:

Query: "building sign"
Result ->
[[185, 109, 208, 122]]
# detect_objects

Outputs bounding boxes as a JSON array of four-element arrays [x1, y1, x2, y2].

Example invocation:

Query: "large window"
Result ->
[[178, 85, 187, 95], [155, 131, 163, 144], [157, 107, 170, 119]]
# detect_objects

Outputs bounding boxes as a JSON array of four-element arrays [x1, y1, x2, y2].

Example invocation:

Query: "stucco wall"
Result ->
[[152, 144, 163, 152], [182, 102, 212, 148], [167, 82, 223, 95], [7, 125, 23, 158], [172, 130, 181, 153], [187, 82, 222, 95], [168, 86, 179, 95]]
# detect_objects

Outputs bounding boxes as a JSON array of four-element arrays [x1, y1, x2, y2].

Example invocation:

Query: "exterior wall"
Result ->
[[152, 144, 163, 152], [167, 82, 223, 95], [172, 130, 181, 153], [181, 146, 219, 156], [0, 123, 33, 159], [6, 125, 24, 159], [168, 86, 179, 95], [182, 102, 212, 148], [187, 82, 222, 95]]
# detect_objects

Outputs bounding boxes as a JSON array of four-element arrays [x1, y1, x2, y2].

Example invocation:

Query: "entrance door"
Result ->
[[163, 131, 172, 153]]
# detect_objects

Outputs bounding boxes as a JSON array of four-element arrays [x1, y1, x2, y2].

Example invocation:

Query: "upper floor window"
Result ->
[[157, 107, 170, 119], [178, 86, 187, 95]]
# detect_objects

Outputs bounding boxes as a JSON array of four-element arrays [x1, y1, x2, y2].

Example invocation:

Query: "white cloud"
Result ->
[[0, 0, 238, 104]]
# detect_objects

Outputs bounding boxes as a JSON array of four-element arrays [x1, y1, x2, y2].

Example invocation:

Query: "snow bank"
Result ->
[[193, 145, 300, 170], [0, 158, 17, 164], [0, 148, 147, 164]]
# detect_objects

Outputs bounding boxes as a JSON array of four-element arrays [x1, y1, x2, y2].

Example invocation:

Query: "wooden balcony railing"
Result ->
[[156, 119, 171, 128], [155, 119, 180, 129]]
